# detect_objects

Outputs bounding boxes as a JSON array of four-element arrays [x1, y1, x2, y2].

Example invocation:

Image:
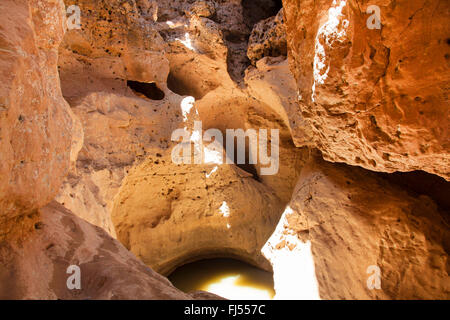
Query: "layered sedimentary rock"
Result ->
[[0, 0, 75, 235], [263, 156, 450, 299], [283, 0, 450, 180]]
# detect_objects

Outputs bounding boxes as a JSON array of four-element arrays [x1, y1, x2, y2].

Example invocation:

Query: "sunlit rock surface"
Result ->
[[55, 0, 309, 277], [262, 206, 320, 300]]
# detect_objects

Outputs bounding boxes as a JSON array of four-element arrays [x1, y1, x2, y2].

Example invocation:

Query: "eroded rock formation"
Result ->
[[263, 155, 449, 299], [0, 201, 194, 299], [247, 9, 287, 66], [55, 0, 306, 277], [0, 0, 448, 300]]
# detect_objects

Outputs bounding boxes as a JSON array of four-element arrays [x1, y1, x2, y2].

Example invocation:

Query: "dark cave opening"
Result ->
[[236, 163, 260, 182], [127, 80, 165, 100], [204, 128, 262, 182], [242, 0, 283, 29]]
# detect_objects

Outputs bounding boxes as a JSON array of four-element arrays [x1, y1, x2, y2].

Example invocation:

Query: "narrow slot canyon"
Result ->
[[0, 0, 449, 302]]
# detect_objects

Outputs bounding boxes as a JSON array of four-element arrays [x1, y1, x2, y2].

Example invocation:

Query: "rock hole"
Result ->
[[237, 163, 260, 182], [127, 80, 165, 100], [34, 222, 43, 230]]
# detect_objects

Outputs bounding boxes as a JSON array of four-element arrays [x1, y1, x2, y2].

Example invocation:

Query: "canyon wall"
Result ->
[[0, 0, 75, 238], [0, 201, 194, 299], [264, 0, 450, 298], [55, 0, 450, 299], [282, 0, 449, 180]]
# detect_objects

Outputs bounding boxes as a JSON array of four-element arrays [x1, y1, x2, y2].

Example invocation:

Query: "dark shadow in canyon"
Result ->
[[168, 258, 275, 299], [229, 137, 261, 182], [380, 170, 450, 212], [167, 70, 214, 100]]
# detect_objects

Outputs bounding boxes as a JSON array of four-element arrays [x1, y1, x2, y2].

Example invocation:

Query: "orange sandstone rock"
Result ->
[[263, 155, 450, 299]]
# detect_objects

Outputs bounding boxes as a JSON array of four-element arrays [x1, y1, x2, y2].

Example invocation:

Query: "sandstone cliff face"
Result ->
[[112, 157, 285, 275], [263, 156, 449, 299], [0, 0, 75, 235], [283, 0, 450, 180], [245, 56, 315, 147], [56, 0, 176, 236]]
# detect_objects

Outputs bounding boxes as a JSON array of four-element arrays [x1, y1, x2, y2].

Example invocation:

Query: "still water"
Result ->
[[168, 258, 275, 300]]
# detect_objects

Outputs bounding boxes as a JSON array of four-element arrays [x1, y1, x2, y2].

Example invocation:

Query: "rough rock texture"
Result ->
[[53, 90, 185, 237], [245, 56, 314, 147], [283, 0, 450, 180], [0, 0, 75, 233], [158, 0, 280, 85], [263, 155, 450, 299], [247, 9, 287, 65], [53, 0, 450, 301], [0, 201, 196, 299]]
